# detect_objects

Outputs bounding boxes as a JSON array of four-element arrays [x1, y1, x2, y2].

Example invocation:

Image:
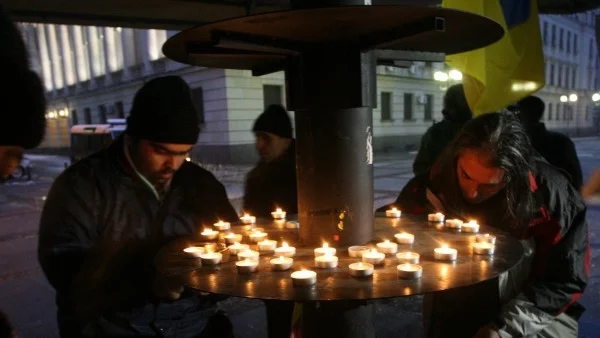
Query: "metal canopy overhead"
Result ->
[[3, 0, 598, 30]]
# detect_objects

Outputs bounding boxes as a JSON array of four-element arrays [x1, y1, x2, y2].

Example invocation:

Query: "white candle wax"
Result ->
[[348, 262, 374, 277], [291, 270, 317, 286], [238, 249, 260, 261], [240, 214, 256, 224], [428, 212, 445, 222], [183, 246, 205, 258], [285, 221, 300, 229], [314, 242, 336, 257], [394, 232, 415, 245], [376, 240, 398, 254], [462, 220, 480, 233], [271, 208, 287, 220], [224, 233, 243, 245], [397, 263, 423, 279], [475, 234, 496, 245], [274, 242, 296, 257], [386, 207, 402, 218], [362, 249, 385, 265], [200, 252, 222, 265], [258, 239, 277, 252], [228, 242, 250, 255], [473, 242, 495, 255], [434, 245, 457, 261], [249, 230, 268, 243], [270, 256, 294, 271], [213, 220, 231, 231], [314, 253, 338, 269], [396, 251, 420, 264], [200, 228, 219, 240], [236, 259, 259, 273], [348, 246, 370, 258], [445, 219, 463, 229]]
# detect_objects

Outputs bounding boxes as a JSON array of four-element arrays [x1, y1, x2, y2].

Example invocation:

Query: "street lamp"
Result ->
[[560, 95, 568, 103], [448, 69, 463, 81], [433, 69, 462, 92], [592, 93, 600, 102], [433, 70, 449, 82], [569, 93, 578, 102]]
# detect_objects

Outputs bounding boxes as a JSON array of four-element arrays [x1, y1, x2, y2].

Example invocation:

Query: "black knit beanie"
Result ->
[[126, 76, 200, 144], [252, 104, 293, 139], [0, 6, 47, 149]]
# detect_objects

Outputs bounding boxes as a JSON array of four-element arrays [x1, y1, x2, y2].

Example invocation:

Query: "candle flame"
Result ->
[[323, 242, 329, 249], [384, 239, 390, 244], [282, 242, 288, 248], [233, 242, 240, 246], [370, 249, 377, 254], [276, 208, 283, 212], [441, 244, 448, 249], [469, 220, 477, 224], [243, 213, 249, 218], [279, 256, 285, 261]]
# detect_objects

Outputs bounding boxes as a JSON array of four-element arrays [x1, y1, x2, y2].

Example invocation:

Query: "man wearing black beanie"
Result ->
[[243, 104, 297, 338], [38, 76, 238, 338]]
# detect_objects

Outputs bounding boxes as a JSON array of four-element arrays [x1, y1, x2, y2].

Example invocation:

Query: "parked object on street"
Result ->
[[68, 119, 126, 165]]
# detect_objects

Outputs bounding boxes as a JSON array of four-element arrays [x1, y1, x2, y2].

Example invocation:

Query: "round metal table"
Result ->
[[155, 214, 524, 301]]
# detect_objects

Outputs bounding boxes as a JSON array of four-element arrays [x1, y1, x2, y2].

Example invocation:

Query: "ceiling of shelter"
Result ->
[[2, 0, 599, 29]]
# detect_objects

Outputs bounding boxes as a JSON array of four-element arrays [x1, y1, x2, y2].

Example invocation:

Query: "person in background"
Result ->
[[0, 6, 47, 338], [38, 76, 238, 338], [413, 84, 472, 175], [518, 95, 583, 189], [385, 112, 589, 338], [243, 104, 297, 217]]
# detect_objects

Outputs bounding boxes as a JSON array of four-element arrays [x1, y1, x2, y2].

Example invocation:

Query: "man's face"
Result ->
[[132, 139, 193, 185], [0, 146, 24, 181], [255, 131, 290, 163], [456, 148, 506, 204]]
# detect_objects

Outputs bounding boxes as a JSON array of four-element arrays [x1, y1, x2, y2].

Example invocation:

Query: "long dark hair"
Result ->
[[433, 112, 537, 229]]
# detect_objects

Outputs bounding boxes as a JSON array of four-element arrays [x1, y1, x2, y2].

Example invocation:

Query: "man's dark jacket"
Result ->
[[38, 137, 238, 337]]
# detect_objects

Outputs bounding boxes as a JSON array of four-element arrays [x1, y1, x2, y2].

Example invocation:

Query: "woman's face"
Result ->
[[456, 148, 506, 204]]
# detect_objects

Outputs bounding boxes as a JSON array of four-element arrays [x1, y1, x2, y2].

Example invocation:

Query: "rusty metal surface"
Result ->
[[155, 214, 524, 301]]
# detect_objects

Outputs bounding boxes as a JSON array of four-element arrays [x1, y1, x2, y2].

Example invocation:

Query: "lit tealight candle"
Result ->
[[462, 220, 480, 233], [238, 249, 260, 261], [362, 249, 385, 265], [240, 213, 256, 224], [271, 208, 287, 220], [200, 252, 222, 265], [434, 244, 457, 261], [249, 230, 268, 243], [258, 239, 277, 252], [183, 246, 204, 258], [348, 246, 370, 258], [445, 219, 463, 229], [274, 242, 296, 257], [314, 252, 338, 269], [348, 262, 374, 277], [285, 221, 300, 229], [200, 228, 219, 241], [236, 259, 259, 273], [270, 256, 294, 271], [228, 242, 250, 255], [394, 232, 415, 245], [396, 251, 420, 264], [291, 269, 317, 287], [397, 263, 423, 279], [314, 242, 336, 257], [386, 207, 402, 218], [376, 239, 398, 254], [472, 242, 495, 255], [428, 212, 445, 223], [213, 220, 231, 231], [224, 232, 243, 245], [475, 234, 496, 245]]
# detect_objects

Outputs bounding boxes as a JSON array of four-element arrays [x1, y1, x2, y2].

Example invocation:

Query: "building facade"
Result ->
[[18, 10, 600, 164]]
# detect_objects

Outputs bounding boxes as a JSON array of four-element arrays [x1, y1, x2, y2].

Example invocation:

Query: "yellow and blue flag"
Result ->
[[443, 0, 546, 115]]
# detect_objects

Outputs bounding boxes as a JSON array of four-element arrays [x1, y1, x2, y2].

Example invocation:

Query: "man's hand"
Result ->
[[473, 325, 500, 338], [152, 275, 184, 301]]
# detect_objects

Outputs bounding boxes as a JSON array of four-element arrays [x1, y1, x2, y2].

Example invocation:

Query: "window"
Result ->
[[547, 103, 553, 120], [589, 38, 594, 61], [558, 65, 563, 87], [263, 84, 283, 109], [98, 105, 107, 123], [574, 34, 578, 55], [550, 64, 555, 86], [551, 25, 556, 48], [559, 28, 564, 50], [380, 92, 392, 121], [424, 94, 434, 121], [586, 109, 590, 121], [403, 93, 413, 121], [115, 101, 125, 118], [84, 107, 92, 124], [567, 31, 571, 53], [571, 68, 577, 89], [542, 21, 548, 45], [565, 67, 570, 88], [563, 106, 568, 120], [190, 87, 206, 124]]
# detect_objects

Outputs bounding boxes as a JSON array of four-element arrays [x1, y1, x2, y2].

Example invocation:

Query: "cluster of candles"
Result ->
[[424, 212, 498, 256]]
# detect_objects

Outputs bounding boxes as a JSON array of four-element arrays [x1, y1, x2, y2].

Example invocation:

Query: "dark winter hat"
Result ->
[[252, 104, 293, 139], [0, 6, 47, 149], [126, 76, 200, 144]]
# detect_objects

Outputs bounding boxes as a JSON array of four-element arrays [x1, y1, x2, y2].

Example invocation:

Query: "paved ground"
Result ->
[[1, 139, 599, 337]]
